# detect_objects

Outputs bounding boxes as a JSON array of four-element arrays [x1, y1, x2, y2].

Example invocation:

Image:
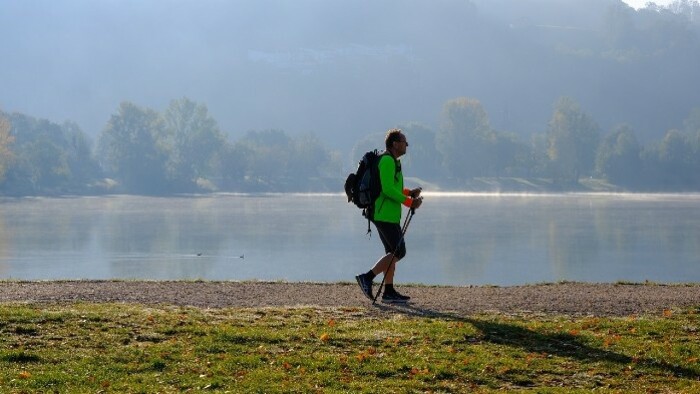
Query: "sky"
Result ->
[[0, 0, 695, 151], [622, 0, 675, 8]]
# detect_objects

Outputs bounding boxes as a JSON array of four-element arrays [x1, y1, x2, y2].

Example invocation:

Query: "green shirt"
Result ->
[[373, 154, 409, 224]]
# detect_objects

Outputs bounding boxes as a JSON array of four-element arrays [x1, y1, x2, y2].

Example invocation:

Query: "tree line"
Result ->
[[393, 97, 700, 192], [0, 99, 341, 196], [1, 95, 700, 196]]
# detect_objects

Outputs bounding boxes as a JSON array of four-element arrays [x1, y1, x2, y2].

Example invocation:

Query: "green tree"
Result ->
[[231, 129, 339, 191], [25, 138, 70, 190], [528, 132, 551, 178], [219, 142, 252, 190], [288, 132, 341, 190], [1, 113, 100, 195], [288, 133, 329, 177], [436, 97, 495, 180], [659, 129, 691, 163], [683, 107, 700, 135], [658, 129, 697, 188], [493, 131, 531, 177], [603, 2, 636, 49], [62, 121, 101, 187], [596, 125, 641, 187], [0, 113, 14, 184], [98, 102, 168, 194], [235, 129, 292, 189], [547, 97, 600, 184], [683, 108, 700, 182], [163, 98, 226, 189], [397, 122, 445, 182]]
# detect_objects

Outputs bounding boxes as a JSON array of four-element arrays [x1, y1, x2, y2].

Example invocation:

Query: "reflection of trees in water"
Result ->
[[0, 214, 9, 275], [19, 199, 95, 250], [545, 201, 601, 280], [0, 198, 97, 263], [103, 195, 344, 279], [547, 196, 700, 281], [426, 198, 501, 284], [432, 195, 700, 284], [5, 194, 700, 282], [428, 197, 571, 284], [103, 197, 224, 278], [592, 198, 700, 272]]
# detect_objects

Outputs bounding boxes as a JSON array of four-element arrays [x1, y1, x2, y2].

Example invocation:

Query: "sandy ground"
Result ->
[[0, 281, 698, 317]]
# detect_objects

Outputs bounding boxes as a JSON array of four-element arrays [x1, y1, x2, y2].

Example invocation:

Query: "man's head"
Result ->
[[385, 128, 408, 157]]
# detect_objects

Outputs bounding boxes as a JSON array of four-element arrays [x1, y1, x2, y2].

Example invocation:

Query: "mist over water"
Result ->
[[1, 194, 698, 285]]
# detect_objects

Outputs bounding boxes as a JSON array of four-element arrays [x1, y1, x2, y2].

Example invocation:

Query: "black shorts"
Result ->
[[373, 220, 407, 260]]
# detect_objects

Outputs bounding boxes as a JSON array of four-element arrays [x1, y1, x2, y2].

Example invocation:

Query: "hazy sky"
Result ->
[[622, 0, 675, 8], [0, 0, 695, 151]]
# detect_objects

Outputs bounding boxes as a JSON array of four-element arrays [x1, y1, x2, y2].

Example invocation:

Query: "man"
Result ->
[[355, 128, 422, 303]]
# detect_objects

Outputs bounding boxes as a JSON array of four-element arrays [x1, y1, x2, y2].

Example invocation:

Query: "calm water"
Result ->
[[0, 193, 698, 286]]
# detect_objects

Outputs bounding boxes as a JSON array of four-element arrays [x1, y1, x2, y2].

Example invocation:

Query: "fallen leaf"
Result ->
[[319, 333, 330, 342], [18, 371, 31, 379]]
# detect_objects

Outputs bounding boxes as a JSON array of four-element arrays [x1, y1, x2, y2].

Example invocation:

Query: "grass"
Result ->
[[0, 303, 698, 393]]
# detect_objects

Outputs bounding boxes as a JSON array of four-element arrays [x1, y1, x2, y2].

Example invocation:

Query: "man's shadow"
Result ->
[[374, 302, 699, 379]]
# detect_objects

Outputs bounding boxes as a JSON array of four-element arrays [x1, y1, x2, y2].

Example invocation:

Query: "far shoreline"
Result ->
[[7, 175, 700, 198]]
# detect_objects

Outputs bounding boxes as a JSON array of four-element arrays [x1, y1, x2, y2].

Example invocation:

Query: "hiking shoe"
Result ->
[[355, 274, 374, 301], [381, 290, 411, 303]]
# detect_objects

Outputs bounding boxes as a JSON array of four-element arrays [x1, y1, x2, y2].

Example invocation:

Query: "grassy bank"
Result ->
[[0, 303, 698, 393]]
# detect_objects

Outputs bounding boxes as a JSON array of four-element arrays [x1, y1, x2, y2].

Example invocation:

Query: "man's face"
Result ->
[[395, 133, 409, 156]]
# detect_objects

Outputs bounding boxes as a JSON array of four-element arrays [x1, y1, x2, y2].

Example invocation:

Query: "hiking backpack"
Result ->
[[344, 150, 385, 232]]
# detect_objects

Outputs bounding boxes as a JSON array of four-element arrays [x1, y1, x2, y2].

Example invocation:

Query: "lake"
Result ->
[[0, 193, 698, 286]]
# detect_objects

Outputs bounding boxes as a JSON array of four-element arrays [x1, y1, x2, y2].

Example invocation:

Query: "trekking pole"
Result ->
[[372, 208, 416, 305]]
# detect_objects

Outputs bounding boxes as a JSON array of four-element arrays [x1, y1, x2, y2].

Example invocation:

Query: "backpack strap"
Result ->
[[362, 207, 372, 237], [379, 151, 400, 180], [363, 152, 399, 238], [366, 212, 372, 237]]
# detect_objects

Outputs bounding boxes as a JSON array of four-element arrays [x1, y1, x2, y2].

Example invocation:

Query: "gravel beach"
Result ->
[[1, 281, 698, 317]]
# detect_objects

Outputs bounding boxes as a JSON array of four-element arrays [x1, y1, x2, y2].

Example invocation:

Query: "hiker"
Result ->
[[355, 128, 422, 303]]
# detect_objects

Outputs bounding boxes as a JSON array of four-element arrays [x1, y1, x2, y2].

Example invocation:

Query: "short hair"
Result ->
[[385, 128, 403, 150]]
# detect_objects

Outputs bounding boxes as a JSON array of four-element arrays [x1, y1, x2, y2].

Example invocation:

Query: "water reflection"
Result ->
[[0, 193, 698, 285]]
